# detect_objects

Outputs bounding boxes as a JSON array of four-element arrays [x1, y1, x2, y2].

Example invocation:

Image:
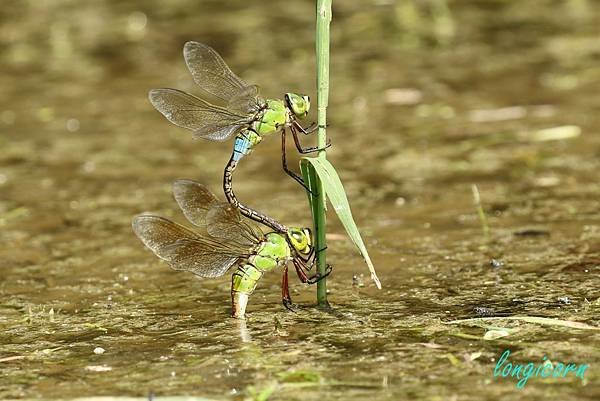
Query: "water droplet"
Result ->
[[66, 118, 80, 132], [83, 161, 96, 173], [128, 11, 147, 40]]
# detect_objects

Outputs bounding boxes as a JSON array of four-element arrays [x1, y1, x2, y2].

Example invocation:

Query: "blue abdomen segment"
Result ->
[[233, 131, 261, 161], [233, 136, 251, 161]]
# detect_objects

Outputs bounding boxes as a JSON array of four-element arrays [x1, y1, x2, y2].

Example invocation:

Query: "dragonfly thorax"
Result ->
[[251, 99, 288, 137], [250, 232, 292, 272], [250, 94, 310, 137]]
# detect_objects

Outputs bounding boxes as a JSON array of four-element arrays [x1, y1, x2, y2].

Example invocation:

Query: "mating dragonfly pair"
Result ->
[[133, 42, 330, 318]]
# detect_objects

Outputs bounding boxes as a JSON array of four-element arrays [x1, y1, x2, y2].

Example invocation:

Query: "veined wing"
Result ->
[[206, 204, 264, 248], [172, 179, 220, 227], [172, 179, 264, 246], [132, 215, 252, 278], [183, 41, 260, 114], [149, 88, 252, 141], [229, 88, 264, 116]]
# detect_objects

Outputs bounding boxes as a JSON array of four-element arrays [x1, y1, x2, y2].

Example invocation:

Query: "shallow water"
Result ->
[[1, 1, 599, 400]]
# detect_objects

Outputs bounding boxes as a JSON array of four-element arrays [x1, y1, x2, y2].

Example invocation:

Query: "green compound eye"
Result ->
[[287, 227, 310, 253], [302, 96, 310, 115], [285, 93, 310, 118], [302, 228, 312, 247]]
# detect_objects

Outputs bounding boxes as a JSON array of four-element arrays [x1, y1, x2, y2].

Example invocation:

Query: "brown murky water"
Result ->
[[1, 1, 599, 400]]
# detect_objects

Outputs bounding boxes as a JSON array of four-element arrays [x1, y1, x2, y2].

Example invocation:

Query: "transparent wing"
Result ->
[[183, 41, 260, 113], [206, 204, 265, 247], [149, 88, 251, 141], [173, 179, 220, 227], [228, 87, 264, 115], [132, 215, 251, 278], [172, 179, 264, 246]]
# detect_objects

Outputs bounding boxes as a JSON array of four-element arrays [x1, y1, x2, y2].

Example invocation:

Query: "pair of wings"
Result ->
[[149, 42, 263, 142], [132, 180, 265, 278]]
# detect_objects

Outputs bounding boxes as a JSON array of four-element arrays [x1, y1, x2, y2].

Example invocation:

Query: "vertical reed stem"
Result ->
[[315, 0, 331, 307], [471, 184, 490, 241]]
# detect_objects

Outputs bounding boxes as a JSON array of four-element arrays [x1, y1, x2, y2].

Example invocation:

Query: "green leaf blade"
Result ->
[[301, 157, 382, 289], [300, 157, 329, 305]]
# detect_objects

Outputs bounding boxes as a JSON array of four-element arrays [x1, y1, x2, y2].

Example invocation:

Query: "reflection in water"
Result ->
[[237, 318, 252, 343]]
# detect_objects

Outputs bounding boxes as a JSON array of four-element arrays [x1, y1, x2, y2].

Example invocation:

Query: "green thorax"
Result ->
[[252, 99, 289, 136], [249, 232, 291, 272]]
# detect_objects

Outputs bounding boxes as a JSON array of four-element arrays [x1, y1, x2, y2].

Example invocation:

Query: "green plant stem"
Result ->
[[315, 0, 331, 307], [471, 184, 490, 241]]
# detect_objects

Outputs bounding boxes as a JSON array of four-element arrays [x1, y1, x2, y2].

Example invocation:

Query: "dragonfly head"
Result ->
[[287, 227, 313, 255], [285, 93, 310, 119]]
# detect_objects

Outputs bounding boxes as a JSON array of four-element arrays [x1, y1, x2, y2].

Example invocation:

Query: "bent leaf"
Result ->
[[446, 316, 600, 330], [483, 329, 511, 340], [300, 157, 381, 289], [300, 160, 321, 230]]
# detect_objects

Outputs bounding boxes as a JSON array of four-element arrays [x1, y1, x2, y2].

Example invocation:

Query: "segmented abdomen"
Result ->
[[230, 263, 264, 319], [232, 130, 261, 162]]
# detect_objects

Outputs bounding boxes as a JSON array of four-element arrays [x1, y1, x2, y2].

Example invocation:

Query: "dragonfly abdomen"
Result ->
[[232, 130, 262, 162], [230, 233, 291, 318], [231, 263, 264, 319]]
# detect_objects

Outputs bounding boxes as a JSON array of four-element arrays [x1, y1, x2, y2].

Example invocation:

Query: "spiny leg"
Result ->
[[296, 244, 327, 265], [281, 130, 305, 187], [293, 257, 333, 284], [306, 263, 333, 284], [296, 245, 315, 264], [281, 130, 318, 195], [294, 121, 318, 135], [290, 124, 332, 154], [224, 155, 288, 233], [293, 259, 311, 283], [281, 265, 295, 311]]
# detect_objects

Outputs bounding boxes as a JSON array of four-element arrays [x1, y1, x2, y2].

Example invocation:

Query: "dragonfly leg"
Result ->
[[306, 264, 333, 284], [294, 255, 332, 284], [281, 130, 306, 186], [281, 265, 296, 312], [296, 245, 326, 269], [281, 130, 319, 196], [296, 245, 328, 272], [293, 259, 311, 283], [296, 244, 316, 264], [294, 121, 318, 135], [291, 124, 332, 154], [224, 155, 288, 233], [293, 257, 331, 284], [317, 245, 328, 255]]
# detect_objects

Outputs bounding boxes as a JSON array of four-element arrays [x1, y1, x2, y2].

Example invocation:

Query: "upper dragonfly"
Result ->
[[149, 41, 327, 233]]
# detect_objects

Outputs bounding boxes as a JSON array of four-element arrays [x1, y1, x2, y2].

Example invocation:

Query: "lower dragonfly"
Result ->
[[132, 179, 331, 319], [149, 41, 330, 233]]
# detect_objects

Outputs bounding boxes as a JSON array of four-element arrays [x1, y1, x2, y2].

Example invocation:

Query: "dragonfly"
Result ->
[[149, 41, 329, 233], [132, 179, 331, 319]]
